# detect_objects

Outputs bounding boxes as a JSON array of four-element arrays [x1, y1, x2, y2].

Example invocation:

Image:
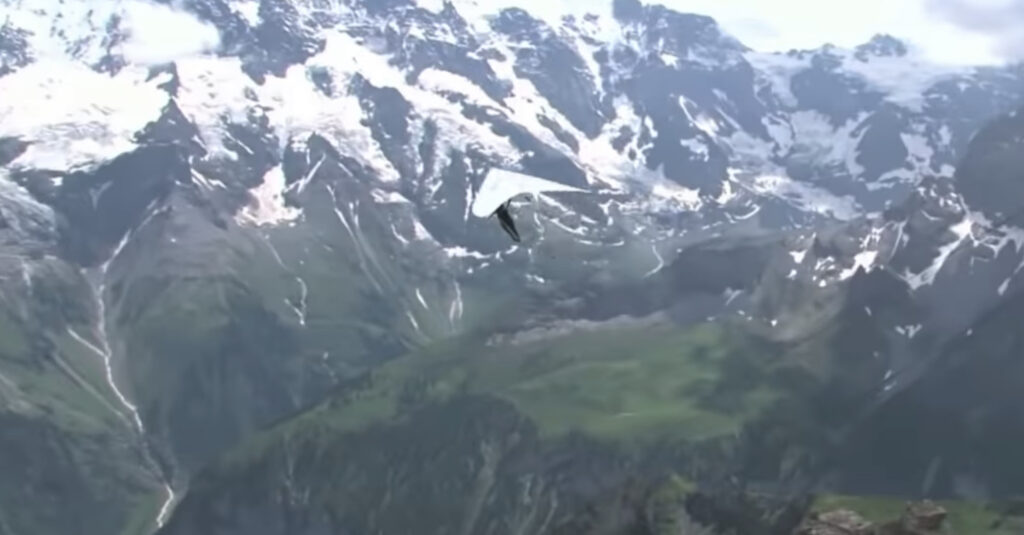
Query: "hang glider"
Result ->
[[470, 168, 587, 243]]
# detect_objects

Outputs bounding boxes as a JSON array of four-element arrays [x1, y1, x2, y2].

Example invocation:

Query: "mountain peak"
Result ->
[[854, 33, 909, 60], [612, 0, 644, 21]]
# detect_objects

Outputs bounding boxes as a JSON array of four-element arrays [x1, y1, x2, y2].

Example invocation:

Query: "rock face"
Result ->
[[833, 105, 1024, 499], [3, 1, 1024, 534]]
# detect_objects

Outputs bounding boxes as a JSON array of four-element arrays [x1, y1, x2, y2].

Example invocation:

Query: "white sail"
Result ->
[[470, 168, 586, 218]]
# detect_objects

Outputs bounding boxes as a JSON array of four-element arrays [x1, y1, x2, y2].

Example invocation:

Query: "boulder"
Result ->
[[796, 509, 875, 535], [902, 501, 947, 531]]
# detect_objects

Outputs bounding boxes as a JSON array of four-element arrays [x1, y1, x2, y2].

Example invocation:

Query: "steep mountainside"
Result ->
[[160, 103, 1024, 534], [2, 0, 1024, 534]]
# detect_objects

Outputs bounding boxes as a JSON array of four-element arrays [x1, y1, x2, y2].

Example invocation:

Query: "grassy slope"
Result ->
[[243, 318, 786, 457], [0, 287, 160, 535], [169, 284, 1020, 534]]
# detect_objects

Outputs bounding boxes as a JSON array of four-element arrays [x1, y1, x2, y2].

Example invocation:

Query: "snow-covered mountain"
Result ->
[[3, 0, 1024, 533], [4, 0, 1023, 227]]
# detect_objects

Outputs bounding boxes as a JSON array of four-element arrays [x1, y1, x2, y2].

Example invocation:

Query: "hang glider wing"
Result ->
[[470, 168, 587, 218]]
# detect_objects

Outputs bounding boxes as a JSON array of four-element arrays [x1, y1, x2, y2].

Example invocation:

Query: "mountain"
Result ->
[[2, 0, 1024, 534], [155, 101, 1024, 535]]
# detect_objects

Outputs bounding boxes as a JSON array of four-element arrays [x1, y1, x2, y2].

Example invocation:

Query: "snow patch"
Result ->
[[679, 137, 710, 161], [895, 324, 922, 338], [416, 67, 497, 105], [839, 250, 879, 280], [0, 60, 168, 171], [1, 0, 217, 66], [174, 36, 407, 182], [745, 52, 806, 106], [842, 54, 967, 112], [748, 174, 859, 220], [788, 110, 870, 180], [371, 189, 411, 204], [445, 246, 491, 260], [649, 181, 702, 211], [237, 166, 301, 226], [716, 171, 739, 205], [232, 0, 262, 27], [902, 132, 935, 172], [747, 48, 969, 112]]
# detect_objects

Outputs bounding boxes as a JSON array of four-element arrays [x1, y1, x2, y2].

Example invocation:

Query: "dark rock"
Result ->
[[0, 137, 29, 167], [306, 65, 334, 96], [854, 34, 909, 61], [491, 8, 611, 137], [352, 75, 415, 178], [612, 0, 644, 21], [146, 62, 181, 95], [0, 22, 33, 77], [135, 101, 207, 157], [790, 57, 884, 126], [59, 146, 184, 265], [853, 107, 910, 183], [955, 106, 1024, 221], [253, 0, 325, 78]]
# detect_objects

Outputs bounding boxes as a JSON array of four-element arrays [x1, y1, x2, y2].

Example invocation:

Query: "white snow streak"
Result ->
[[67, 294, 144, 434], [643, 243, 665, 278], [263, 235, 308, 327], [405, 310, 422, 334], [293, 156, 326, 196], [449, 280, 464, 328], [291, 278, 309, 327], [904, 215, 974, 289], [326, 185, 385, 294], [155, 484, 176, 528]]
